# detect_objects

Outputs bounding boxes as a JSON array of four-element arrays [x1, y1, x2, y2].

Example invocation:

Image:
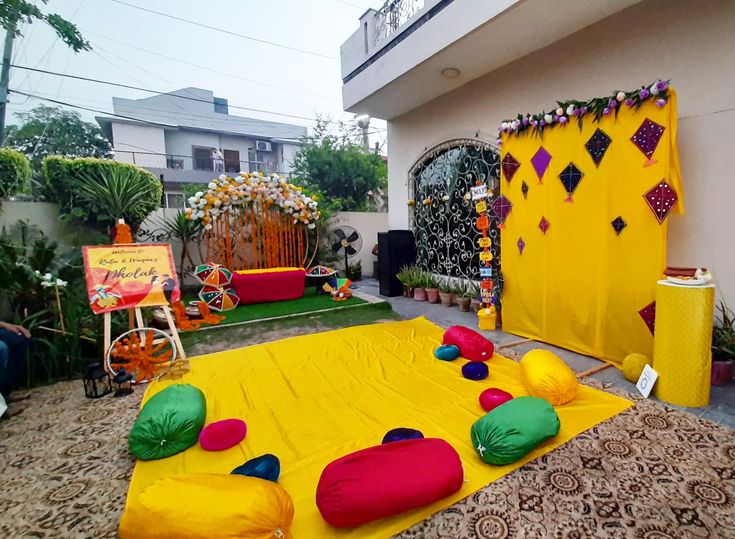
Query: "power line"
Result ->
[[81, 30, 340, 102], [108, 0, 337, 61], [10, 64, 387, 131]]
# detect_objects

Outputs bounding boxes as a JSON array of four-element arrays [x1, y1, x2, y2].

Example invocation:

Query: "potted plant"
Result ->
[[438, 277, 454, 307], [346, 260, 362, 281], [456, 280, 473, 312], [413, 269, 428, 301], [396, 265, 414, 297], [468, 281, 482, 312], [425, 273, 440, 304], [712, 301, 735, 385]]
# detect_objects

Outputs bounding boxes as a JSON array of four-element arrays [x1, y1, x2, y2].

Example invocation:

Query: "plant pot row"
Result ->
[[411, 286, 475, 313]]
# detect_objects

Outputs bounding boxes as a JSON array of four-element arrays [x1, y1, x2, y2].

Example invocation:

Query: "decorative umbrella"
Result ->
[[306, 265, 338, 294], [194, 263, 232, 287], [199, 285, 240, 312]]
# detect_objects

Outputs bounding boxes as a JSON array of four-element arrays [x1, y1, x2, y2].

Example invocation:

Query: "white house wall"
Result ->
[[386, 0, 735, 305], [164, 130, 219, 171], [112, 123, 166, 168]]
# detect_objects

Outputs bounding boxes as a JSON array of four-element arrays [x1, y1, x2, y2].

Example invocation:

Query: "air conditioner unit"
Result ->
[[255, 140, 272, 152]]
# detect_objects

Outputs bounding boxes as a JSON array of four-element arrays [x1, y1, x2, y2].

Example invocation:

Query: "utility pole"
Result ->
[[0, 19, 17, 145], [355, 114, 371, 152]]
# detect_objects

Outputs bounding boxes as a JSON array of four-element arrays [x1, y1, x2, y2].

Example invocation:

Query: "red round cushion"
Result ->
[[316, 438, 463, 528], [199, 419, 247, 451], [442, 326, 494, 362], [479, 388, 514, 412]]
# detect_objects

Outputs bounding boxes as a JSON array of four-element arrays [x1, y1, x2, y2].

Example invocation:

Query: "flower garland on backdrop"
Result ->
[[497, 79, 671, 143], [185, 172, 320, 230]]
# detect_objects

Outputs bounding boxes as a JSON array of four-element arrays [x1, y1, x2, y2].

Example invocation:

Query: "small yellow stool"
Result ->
[[478, 307, 497, 331]]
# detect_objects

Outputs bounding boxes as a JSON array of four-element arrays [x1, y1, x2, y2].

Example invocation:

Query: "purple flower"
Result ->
[[532, 120, 539, 126], [559, 116, 568, 124], [656, 80, 668, 91], [603, 107, 611, 116], [573, 108, 581, 117], [540, 120, 546, 127], [608, 99, 616, 109], [553, 115, 559, 121], [640, 88, 650, 100], [655, 99, 666, 108], [580, 106, 588, 114], [625, 98, 634, 107], [522, 116, 529, 126], [496, 138, 503, 145]]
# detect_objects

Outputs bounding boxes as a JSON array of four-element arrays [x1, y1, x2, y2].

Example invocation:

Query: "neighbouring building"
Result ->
[[340, 0, 735, 304], [96, 88, 306, 209]]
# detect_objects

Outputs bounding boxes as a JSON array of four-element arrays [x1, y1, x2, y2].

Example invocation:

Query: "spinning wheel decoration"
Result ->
[[107, 327, 177, 384]]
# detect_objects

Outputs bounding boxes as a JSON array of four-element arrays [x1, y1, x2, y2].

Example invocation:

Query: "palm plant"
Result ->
[[155, 210, 202, 281]]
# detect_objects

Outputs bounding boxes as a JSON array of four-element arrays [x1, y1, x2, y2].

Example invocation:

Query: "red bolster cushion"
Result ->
[[315, 438, 464, 528], [442, 325, 494, 362], [230, 268, 305, 304]]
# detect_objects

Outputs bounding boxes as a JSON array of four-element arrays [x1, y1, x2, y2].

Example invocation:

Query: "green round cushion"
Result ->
[[128, 384, 206, 460], [470, 396, 560, 465]]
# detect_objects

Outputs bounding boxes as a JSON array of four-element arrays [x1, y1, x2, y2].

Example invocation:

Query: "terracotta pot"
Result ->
[[413, 287, 427, 301], [457, 297, 471, 312], [439, 291, 453, 307], [470, 298, 481, 312], [402, 285, 412, 297], [426, 287, 440, 304], [711, 359, 733, 386]]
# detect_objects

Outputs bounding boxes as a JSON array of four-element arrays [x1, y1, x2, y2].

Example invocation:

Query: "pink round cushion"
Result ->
[[199, 419, 247, 451], [479, 388, 514, 412]]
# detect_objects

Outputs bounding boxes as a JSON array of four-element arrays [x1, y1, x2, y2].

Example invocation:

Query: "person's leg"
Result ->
[[0, 329, 29, 398], [0, 338, 11, 399]]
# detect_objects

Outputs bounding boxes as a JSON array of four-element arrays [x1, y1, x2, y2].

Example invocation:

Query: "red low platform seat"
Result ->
[[316, 438, 464, 528], [230, 267, 305, 305]]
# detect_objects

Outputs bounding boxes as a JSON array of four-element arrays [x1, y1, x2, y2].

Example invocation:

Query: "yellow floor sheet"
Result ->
[[126, 317, 633, 538]]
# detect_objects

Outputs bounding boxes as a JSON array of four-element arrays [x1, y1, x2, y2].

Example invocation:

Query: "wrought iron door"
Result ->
[[409, 139, 501, 280]]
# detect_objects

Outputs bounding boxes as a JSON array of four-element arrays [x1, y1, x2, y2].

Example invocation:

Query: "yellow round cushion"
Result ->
[[520, 349, 578, 405], [119, 474, 294, 539], [622, 353, 651, 383]]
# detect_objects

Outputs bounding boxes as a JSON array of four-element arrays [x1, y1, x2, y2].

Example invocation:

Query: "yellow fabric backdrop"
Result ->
[[125, 318, 631, 538], [501, 90, 684, 363]]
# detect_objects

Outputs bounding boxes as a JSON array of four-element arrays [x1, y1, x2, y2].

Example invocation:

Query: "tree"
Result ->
[[0, 1, 90, 51], [5, 105, 112, 190], [291, 119, 387, 212]]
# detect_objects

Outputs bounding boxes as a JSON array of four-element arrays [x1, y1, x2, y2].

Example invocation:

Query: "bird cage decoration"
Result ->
[[186, 172, 320, 271]]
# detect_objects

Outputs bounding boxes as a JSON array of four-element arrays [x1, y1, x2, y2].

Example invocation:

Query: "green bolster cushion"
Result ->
[[470, 396, 560, 465], [128, 384, 207, 460]]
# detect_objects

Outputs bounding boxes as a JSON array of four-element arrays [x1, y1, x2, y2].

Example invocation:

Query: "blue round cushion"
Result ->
[[231, 454, 281, 482], [434, 344, 460, 361], [462, 362, 489, 380], [381, 427, 424, 444]]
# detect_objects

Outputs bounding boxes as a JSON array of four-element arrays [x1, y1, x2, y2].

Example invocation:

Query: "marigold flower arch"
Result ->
[[185, 172, 320, 270]]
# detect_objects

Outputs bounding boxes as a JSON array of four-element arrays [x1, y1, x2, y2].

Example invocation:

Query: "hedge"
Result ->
[[0, 148, 32, 198], [42, 156, 162, 229]]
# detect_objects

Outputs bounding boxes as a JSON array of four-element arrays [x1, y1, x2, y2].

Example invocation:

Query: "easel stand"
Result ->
[[103, 305, 187, 374]]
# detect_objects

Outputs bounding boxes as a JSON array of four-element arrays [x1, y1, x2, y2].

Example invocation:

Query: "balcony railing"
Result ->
[[374, 0, 424, 46], [112, 150, 288, 176]]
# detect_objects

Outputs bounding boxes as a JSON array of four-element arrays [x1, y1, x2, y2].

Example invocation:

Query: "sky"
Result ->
[[4, 0, 387, 148]]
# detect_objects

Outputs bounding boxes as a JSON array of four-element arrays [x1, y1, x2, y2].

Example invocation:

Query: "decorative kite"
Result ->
[[611, 216, 627, 236], [630, 118, 665, 167], [530, 146, 552, 183], [585, 129, 612, 167], [517, 237, 525, 255], [501, 153, 520, 183], [521, 181, 529, 200], [538, 216, 550, 235], [643, 181, 678, 224], [490, 195, 513, 229], [558, 162, 584, 202], [199, 285, 240, 312], [194, 263, 232, 287], [638, 301, 656, 335]]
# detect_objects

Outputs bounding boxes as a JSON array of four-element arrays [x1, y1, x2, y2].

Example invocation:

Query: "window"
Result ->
[[248, 150, 260, 173], [165, 193, 186, 209], [213, 97, 229, 114], [193, 147, 213, 170], [223, 150, 240, 173]]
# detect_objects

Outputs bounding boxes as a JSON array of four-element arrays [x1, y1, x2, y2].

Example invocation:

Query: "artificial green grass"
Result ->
[[186, 287, 367, 326]]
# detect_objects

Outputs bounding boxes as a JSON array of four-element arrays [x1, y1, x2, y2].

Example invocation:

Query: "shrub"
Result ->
[[0, 148, 32, 198], [43, 156, 162, 230]]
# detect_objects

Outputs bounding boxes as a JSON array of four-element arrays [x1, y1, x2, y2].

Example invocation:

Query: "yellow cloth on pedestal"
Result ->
[[653, 281, 715, 407]]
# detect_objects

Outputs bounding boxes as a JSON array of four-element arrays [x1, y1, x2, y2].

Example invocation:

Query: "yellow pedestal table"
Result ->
[[652, 280, 715, 407]]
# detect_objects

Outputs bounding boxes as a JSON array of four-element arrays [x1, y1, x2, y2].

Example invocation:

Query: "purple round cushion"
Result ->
[[199, 418, 247, 451]]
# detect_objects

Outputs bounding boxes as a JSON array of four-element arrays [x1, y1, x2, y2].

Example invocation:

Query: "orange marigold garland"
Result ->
[[110, 330, 174, 383], [198, 301, 225, 325], [113, 222, 134, 244], [172, 301, 201, 331]]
